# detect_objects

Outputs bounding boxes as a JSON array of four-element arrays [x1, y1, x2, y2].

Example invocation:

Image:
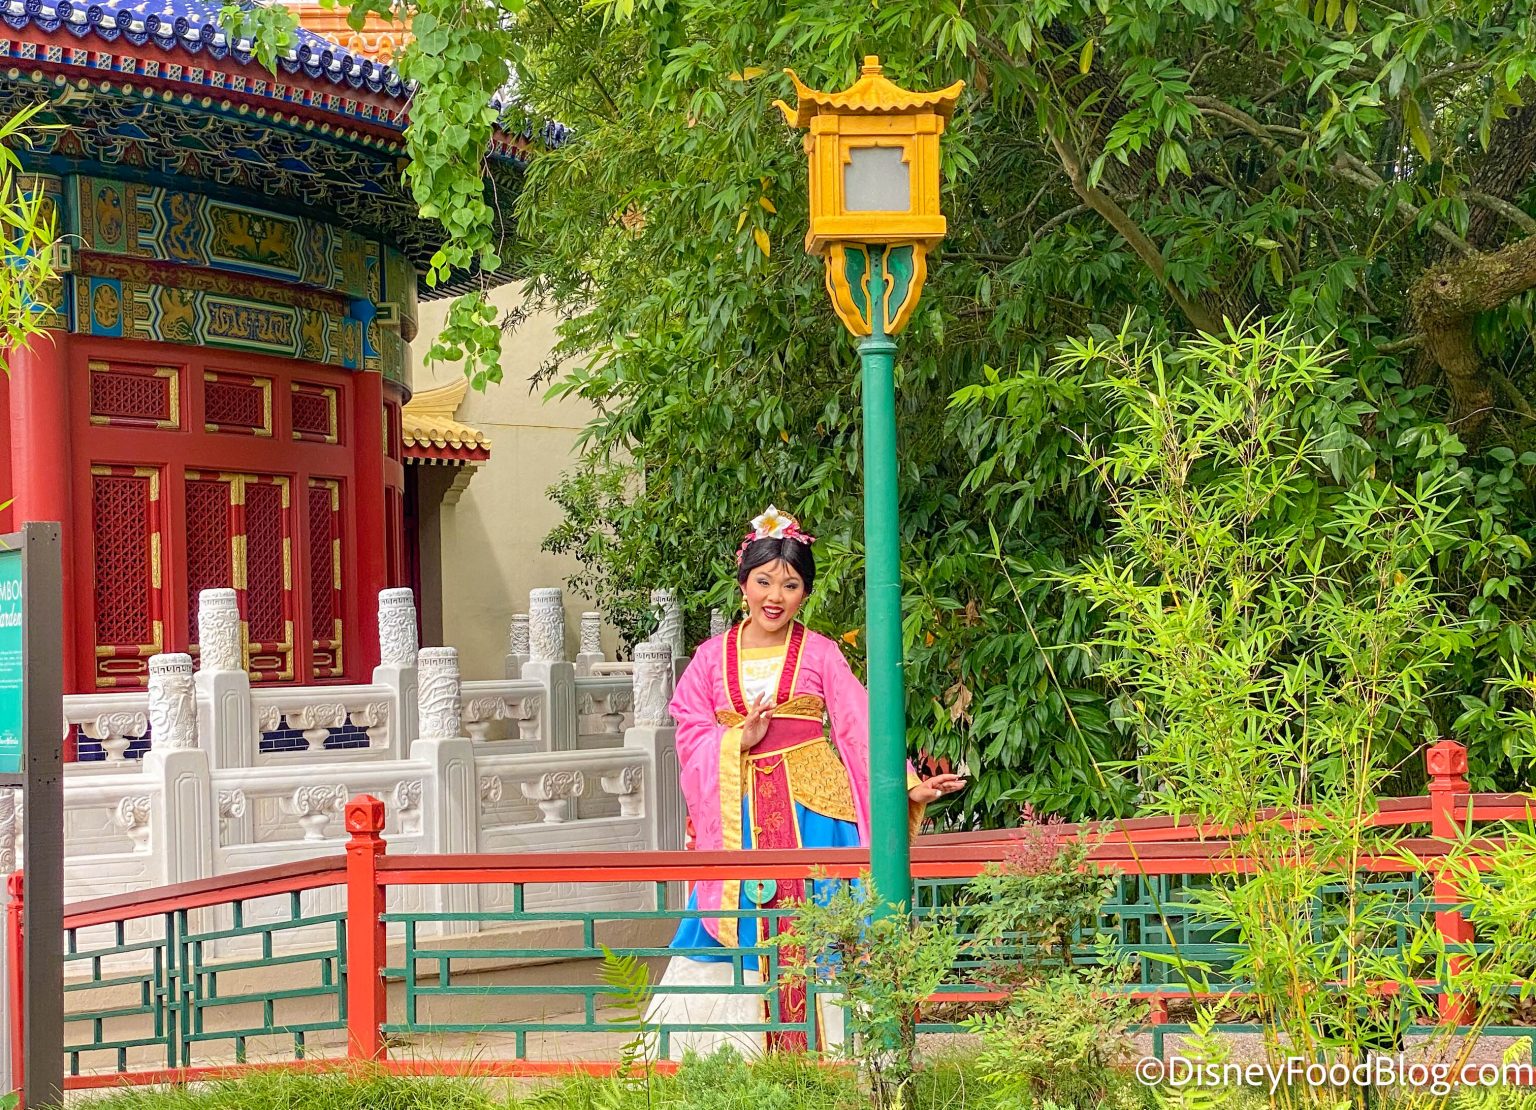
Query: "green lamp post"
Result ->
[[777, 57, 963, 911]]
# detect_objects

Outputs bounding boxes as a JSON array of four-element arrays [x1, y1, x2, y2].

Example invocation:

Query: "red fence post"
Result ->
[[8, 871, 23, 1105], [1426, 740, 1473, 1026], [344, 796, 388, 1060]]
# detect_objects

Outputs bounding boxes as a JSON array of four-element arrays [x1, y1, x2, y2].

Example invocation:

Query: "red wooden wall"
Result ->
[[61, 337, 399, 690]]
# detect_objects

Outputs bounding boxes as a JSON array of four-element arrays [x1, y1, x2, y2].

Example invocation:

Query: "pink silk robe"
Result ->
[[668, 624, 882, 944]]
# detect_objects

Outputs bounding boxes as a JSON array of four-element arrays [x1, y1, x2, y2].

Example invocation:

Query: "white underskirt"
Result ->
[[645, 958, 847, 1062]]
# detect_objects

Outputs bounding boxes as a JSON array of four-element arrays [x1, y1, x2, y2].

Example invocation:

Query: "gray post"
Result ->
[[0, 524, 64, 1108], [626, 641, 683, 904], [145, 654, 214, 900]]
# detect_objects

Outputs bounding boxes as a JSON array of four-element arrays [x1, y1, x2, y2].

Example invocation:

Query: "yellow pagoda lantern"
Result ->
[[776, 56, 963, 336], [776, 58, 964, 919]]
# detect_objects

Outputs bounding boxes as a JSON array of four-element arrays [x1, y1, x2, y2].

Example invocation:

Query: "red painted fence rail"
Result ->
[[7, 739, 1534, 1094]]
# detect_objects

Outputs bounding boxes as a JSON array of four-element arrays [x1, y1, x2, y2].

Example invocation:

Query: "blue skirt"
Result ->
[[671, 801, 861, 962]]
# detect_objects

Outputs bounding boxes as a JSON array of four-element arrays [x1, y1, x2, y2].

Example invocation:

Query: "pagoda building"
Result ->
[[0, 0, 546, 704]]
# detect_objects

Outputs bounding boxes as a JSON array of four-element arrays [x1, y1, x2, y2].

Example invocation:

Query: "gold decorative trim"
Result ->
[[86, 360, 182, 429], [203, 371, 275, 437], [718, 724, 746, 948]]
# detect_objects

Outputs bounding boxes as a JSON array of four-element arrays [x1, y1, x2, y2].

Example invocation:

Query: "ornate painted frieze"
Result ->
[[76, 176, 370, 295], [0, 76, 521, 297]]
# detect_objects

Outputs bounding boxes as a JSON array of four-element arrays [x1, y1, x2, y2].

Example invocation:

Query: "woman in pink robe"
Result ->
[[650, 507, 965, 1058]]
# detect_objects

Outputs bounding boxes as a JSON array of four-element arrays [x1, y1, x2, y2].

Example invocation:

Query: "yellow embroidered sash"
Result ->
[[716, 695, 858, 823]]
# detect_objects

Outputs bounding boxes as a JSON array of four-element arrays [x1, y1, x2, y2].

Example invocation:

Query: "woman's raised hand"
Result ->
[[908, 773, 967, 804], [739, 694, 775, 750]]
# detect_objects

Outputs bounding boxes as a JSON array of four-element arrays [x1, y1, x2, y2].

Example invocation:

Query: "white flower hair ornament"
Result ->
[[736, 505, 816, 565]]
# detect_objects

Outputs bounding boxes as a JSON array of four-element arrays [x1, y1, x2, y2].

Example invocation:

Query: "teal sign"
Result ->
[[0, 545, 22, 775]]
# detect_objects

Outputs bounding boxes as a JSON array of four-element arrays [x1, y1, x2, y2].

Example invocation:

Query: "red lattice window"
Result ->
[[308, 479, 343, 677], [91, 466, 164, 687], [204, 372, 273, 436], [184, 477, 235, 642], [242, 476, 294, 680], [291, 382, 339, 444], [88, 360, 181, 429]]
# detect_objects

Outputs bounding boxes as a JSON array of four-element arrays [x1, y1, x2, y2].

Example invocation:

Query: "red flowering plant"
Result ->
[[962, 804, 1114, 989]]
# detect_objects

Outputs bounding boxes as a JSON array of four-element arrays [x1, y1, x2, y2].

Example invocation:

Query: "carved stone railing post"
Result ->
[[372, 588, 419, 759], [649, 589, 686, 665], [575, 611, 605, 676], [625, 641, 685, 903], [709, 609, 729, 640], [145, 652, 213, 898], [194, 588, 253, 770], [524, 588, 576, 751], [149, 654, 198, 754], [530, 589, 567, 663], [417, 647, 463, 741], [505, 614, 530, 680], [633, 642, 674, 729], [410, 646, 481, 928]]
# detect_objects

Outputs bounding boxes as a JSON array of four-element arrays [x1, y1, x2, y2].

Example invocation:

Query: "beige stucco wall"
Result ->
[[412, 283, 608, 679]]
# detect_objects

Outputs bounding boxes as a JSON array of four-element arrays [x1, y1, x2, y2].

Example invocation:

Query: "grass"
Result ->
[[72, 1055, 956, 1110], [68, 1055, 1536, 1110]]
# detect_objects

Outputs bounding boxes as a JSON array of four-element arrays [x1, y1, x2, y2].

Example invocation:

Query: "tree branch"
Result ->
[[1411, 235, 1536, 437], [1330, 154, 1475, 255], [1189, 95, 1477, 256], [1419, 235, 1536, 318], [1467, 191, 1536, 237], [1488, 364, 1536, 422], [1046, 127, 1224, 335], [958, 204, 1092, 266], [1376, 333, 1423, 354]]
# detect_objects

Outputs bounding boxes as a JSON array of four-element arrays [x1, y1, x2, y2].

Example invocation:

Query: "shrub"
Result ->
[[968, 959, 1145, 1109]]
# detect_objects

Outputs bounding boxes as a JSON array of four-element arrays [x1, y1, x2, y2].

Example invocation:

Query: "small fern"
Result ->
[[598, 944, 658, 1102], [1445, 1039, 1536, 1110], [1156, 1007, 1229, 1110]]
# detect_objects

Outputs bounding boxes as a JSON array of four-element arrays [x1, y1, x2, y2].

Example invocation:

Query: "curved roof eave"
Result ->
[[3, 0, 569, 296]]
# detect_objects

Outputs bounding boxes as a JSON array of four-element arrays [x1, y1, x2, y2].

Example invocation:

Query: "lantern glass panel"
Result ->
[[843, 146, 911, 213]]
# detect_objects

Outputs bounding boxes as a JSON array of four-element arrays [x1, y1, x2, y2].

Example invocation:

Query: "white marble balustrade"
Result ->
[[251, 684, 395, 762], [574, 676, 635, 750], [64, 691, 153, 767], [459, 679, 545, 751], [30, 587, 686, 947]]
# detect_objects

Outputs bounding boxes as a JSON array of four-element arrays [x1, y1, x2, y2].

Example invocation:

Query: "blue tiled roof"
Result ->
[[2, 0, 409, 97]]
